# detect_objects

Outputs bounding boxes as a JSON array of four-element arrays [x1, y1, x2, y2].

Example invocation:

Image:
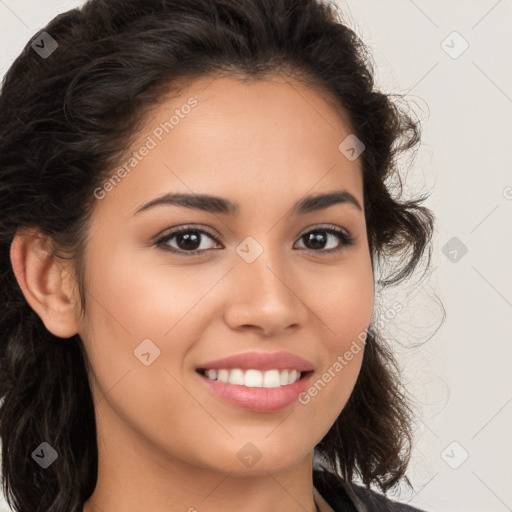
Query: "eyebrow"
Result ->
[[133, 189, 363, 217]]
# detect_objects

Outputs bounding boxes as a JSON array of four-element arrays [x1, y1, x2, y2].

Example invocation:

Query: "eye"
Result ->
[[155, 224, 355, 256], [155, 225, 221, 255], [294, 225, 355, 254]]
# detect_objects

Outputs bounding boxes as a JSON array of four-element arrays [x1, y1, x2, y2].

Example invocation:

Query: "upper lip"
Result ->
[[196, 351, 314, 372]]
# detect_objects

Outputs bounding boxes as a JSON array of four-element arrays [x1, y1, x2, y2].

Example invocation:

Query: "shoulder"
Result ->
[[313, 468, 429, 512]]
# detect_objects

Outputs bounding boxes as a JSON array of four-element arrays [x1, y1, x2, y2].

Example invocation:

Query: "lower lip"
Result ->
[[197, 371, 313, 413]]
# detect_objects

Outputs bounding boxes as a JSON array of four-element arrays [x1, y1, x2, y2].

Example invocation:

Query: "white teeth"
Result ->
[[244, 369, 263, 387], [202, 368, 303, 387], [217, 369, 229, 383], [229, 368, 245, 385], [263, 369, 281, 388]]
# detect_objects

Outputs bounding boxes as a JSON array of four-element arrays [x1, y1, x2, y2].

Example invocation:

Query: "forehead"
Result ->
[[93, 74, 364, 218]]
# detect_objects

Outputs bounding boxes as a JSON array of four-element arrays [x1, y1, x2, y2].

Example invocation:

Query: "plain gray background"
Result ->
[[0, 1, 511, 511]]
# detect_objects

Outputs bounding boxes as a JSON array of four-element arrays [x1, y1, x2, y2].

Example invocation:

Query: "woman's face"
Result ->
[[78, 75, 374, 476]]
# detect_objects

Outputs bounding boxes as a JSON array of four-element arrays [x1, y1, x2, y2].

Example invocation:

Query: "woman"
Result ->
[[0, 0, 435, 511]]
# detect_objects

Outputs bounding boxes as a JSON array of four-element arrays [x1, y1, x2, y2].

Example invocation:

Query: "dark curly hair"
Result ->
[[0, 0, 436, 511]]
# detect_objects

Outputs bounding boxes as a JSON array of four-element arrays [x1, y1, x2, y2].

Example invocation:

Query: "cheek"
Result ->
[[79, 242, 222, 406], [84, 240, 209, 340], [77, 246, 207, 455], [312, 251, 375, 347], [297, 254, 374, 426]]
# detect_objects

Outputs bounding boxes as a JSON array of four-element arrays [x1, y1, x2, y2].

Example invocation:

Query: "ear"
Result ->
[[9, 227, 80, 339]]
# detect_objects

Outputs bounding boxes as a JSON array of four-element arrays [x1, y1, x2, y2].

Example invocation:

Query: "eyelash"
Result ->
[[155, 224, 355, 256]]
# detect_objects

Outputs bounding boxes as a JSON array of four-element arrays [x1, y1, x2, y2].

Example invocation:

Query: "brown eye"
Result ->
[[295, 227, 354, 253], [156, 227, 220, 255], [155, 225, 354, 256]]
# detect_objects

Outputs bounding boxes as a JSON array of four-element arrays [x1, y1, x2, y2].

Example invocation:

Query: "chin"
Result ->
[[210, 445, 310, 476]]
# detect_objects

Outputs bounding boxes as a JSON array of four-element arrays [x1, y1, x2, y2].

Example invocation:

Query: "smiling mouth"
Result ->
[[196, 368, 312, 388]]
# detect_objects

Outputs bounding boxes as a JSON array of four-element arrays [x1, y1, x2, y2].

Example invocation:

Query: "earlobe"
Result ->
[[9, 228, 80, 339]]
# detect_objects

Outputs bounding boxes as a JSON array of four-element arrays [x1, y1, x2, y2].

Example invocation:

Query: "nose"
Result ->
[[223, 245, 309, 337]]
